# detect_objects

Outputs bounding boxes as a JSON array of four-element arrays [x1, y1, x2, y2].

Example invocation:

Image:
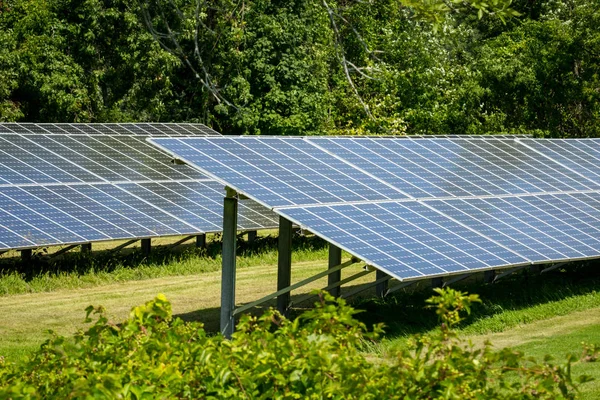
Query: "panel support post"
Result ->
[[81, 243, 92, 253], [484, 270, 496, 284], [21, 249, 32, 262], [376, 269, 389, 297], [141, 238, 151, 255], [328, 244, 342, 297], [221, 193, 238, 338], [277, 216, 293, 315], [247, 230, 257, 244], [431, 277, 443, 288], [196, 234, 206, 249]]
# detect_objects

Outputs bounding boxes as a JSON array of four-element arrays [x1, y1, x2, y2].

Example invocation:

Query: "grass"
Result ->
[[0, 233, 328, 296], [1, 236, 600, 396]]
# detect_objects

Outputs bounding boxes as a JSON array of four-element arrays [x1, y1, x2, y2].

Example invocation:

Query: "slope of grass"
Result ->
[[0, 234, 328, 296]]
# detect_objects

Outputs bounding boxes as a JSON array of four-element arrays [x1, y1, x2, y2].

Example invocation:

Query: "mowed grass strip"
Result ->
[[0, 258, 375, 362], [466, 308, 600, 400]]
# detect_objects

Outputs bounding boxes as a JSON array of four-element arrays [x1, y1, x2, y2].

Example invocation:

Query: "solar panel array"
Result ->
[[150, 136, 600, 282], [0, 124, 278, 251]]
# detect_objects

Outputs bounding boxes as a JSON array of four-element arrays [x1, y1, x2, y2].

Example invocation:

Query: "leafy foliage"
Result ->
[[0, 289, 592, 398]]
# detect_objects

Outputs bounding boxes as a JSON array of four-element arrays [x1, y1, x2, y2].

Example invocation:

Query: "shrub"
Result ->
[[0, 289, 592, 399]]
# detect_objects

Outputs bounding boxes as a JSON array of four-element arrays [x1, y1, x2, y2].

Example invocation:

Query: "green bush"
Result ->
[[0, 289, 592, 399]]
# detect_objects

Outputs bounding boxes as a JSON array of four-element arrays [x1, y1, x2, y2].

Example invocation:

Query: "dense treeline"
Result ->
[[0, 0, 598, 136]]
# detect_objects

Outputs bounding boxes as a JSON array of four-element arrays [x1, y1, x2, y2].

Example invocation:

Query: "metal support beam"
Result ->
[[221, 193, 238, 337], [233, 258, 357, 316], [443, 273, 472, 287], [111, 239, 138, 253], [541, 262, 568, 274], [484, 270, 496, 284], [386, 280, 416, 295], [493, 266, 527, 282], [169, 235, 195, 249], [141, 238, 151, 255], [293, 267, 370, 306], [341, 273, 386, 299], [431, 277, 443, 288], [21, 249, 32, 262], [328, 244, 342, 297], [247, 230, 257, 243], [277, 216, 293, 314], [51, 244, 78, 258], [196, 234, 207, 249], [375, 269, 389, 297], [81, 243, 92, 253]]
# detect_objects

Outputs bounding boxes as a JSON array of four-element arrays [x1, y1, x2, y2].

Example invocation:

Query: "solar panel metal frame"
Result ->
[[0, 124, 280, 251], [149, 136, 600, 282]]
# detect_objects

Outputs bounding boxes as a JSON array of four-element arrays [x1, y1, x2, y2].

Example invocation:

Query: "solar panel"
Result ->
[[150, 136, 600, 282], [307, 137, 599, 198], [0, 125, 279, 251]]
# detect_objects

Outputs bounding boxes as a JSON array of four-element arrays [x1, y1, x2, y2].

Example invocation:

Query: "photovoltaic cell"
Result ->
[[151, 136, 600, 282], [0, 124, 279, 251]]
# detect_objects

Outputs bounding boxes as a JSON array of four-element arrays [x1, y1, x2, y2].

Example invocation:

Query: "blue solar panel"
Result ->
[[150, 137, 409, 208], [151, 136, 600, 282], [519, 139, 600, 184], [0, 126, 279, 251], [308, 137, 599, 198], [279, 201, 528, 280]]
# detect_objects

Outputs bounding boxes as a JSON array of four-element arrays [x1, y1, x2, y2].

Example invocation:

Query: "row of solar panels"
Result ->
[[0, 124, 278, 251], [152, 136, 600, 282]]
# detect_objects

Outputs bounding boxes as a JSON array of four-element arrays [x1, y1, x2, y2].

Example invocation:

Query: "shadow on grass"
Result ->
[[351, 260, 600, 339], [173, 260, 600, 338]]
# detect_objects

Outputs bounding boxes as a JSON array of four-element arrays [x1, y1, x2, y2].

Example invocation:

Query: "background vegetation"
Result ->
[[0, 0, 598, 137]]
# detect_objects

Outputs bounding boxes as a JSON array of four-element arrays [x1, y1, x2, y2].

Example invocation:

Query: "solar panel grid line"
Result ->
[[363, 202, 523, 269], [307, 138, 447, 199], [411, 139, 521, 196], [116, 182, 221, 233], [262, 138, 410, 202], [376, 139, 499, 197], [22, 185, 140, 240], [0, 220, 39, 249], [168, 181, 251, 230], [482, 197, 597, 258], [0, 143, 64, 185], [543, 194, 600, 236], [64, 135, 158, 181], [0, 189, 93, 244], [98, 184, 201, 234], [534, 194, 600, 247], [16, 134, 115, 183], [435, 198, 573, 261], [450, 139, 569, 194], [278, 205, 429, 280], [0, 135, 95, 184], [510, 195, 600, 254], [0, 150, 45, 184], [482, 139, 598, 192], [207, 138, 359, 205], [18, 185, 134, 241], [415, 199, 533, 263], [3, 186, 119, 242], [148, 138, 308, 208], [519, 139, 600, 183], [0, 177, 216, 188], [78, 135, 181, 182], [107, 135, 207, 181], [55, 184, 165, 238]]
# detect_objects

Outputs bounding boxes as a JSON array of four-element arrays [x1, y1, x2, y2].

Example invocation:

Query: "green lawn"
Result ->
[[1, 239, 600, 397]]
